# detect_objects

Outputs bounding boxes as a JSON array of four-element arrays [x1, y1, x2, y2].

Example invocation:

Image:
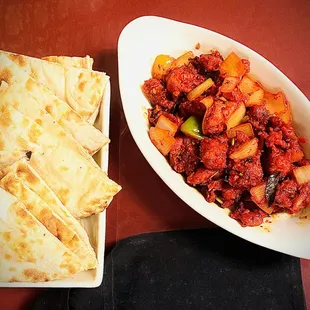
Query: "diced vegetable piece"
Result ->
[[219, 96, 227, 102], [180, 116, 204, 140], [239, 76, 260, 94], [215, 197, 223, 204], [227, 123, 254, 138], [250, 183, 274, 214], [219, 52, 247, 77], [246, 88, 264, 106], [241, 115, 249, 123], [170, 51, 194, 69], [291, 149, 304, 162], [238, 76, 264, 106], [152, 54, 174, 80], [156, 115, 178, 136], [277, 108, 292, 124], [264, 91, 292, 124], [226, 103, 246, 130], [264, 91, 286, 114], [149, 127, 176, 156], [187, 78, 214, 101], [220, 76, 239, 93], [293, 165, 310, 185], [200, 96, 214, 108], [229, 138, 258, 160], [265, 173, 281, 204]]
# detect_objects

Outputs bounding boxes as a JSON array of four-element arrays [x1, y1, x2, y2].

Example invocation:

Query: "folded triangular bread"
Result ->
[[0, 81, 97, 165], [30, 145, 122, 218], [0, 106, 121, 218], [0, 160, 97, 270], [0, 53, 109, 155], [1, 50, 107, 123], [0, 187, 83, 282]]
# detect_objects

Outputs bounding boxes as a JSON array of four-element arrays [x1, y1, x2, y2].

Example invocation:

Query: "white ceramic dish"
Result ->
[[118, 16, 310, 259], [1, 81, 111, 288]]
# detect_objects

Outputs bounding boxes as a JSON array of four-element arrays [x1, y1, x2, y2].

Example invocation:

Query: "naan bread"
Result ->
[[0, 105, 59, 170], [0, 188, 83, 282], [0, 106, 120, 219], [0, 53, 109, 155], [41, 55, 93, 70], [0, 81, 97, 165], [29, 145, 122, 219], [0, 160, 97, 270], [1, 50, 107, 123]]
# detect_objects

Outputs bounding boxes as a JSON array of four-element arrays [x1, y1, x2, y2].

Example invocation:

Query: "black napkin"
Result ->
[[30, 228, 305, 310]]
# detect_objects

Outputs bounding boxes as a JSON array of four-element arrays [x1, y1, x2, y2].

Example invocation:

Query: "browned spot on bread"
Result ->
[[60, 260, 78, 274], [0, 108, 12, 127], [9, 267, 16, 272], [9, 277, 18, 282], [46, 105, 53, 114], [78, 81, 86, 92], [7, 53, 27, 67], [25, 79, 35, 91], [20, 187, 29, 203], [15, 205, 36, 228], [0, 68, 13, 83], [3, 232, 11, 241], [15, 204, 28, 219], [30, 71, 39, 80], [89, 198, 104, 208], [4, 254, 12, 260], [35, 119, 43, 126], [16, 137, 29, 149], [0, 133, 5, 151], [1, 175, 19, 196], [28, 123, 42, 143], [39, 208, 58, 237], [65, 235, 79, 248], [63, 110, 71, 121], [18, 242, 27, 251], [16, 165, 38, 185], [28, 257, 37, 263], [90, 92, 99, 107], [26, 219, 36, 228], [58, 188, 69, 204], [23, 269, 49, 282], [68, 264, 77, 274], [13, 241, 36, 263]]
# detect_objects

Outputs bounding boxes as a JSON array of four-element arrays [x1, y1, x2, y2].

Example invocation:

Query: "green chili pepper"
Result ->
[[180, 116, 204, 140]]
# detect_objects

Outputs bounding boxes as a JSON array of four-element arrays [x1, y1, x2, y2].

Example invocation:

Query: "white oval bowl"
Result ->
[[118, 16, 310, 258]]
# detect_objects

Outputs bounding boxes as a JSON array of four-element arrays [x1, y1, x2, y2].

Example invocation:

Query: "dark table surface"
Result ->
[[0, 0, 309, 309]]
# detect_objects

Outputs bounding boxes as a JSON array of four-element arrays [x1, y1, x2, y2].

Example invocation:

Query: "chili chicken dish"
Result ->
[[142, 49, 310, 227]]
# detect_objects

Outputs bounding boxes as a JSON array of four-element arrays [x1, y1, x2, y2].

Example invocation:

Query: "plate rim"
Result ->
[[0, 79, 111, 288]]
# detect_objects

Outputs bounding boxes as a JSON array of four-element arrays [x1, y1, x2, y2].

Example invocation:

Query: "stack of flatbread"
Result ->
[[0, 51, 121, 282]]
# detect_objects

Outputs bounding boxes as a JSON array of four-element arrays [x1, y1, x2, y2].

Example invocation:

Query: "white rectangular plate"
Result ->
[[118, 16, 310, 259], [1, 80, 111, 288]]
